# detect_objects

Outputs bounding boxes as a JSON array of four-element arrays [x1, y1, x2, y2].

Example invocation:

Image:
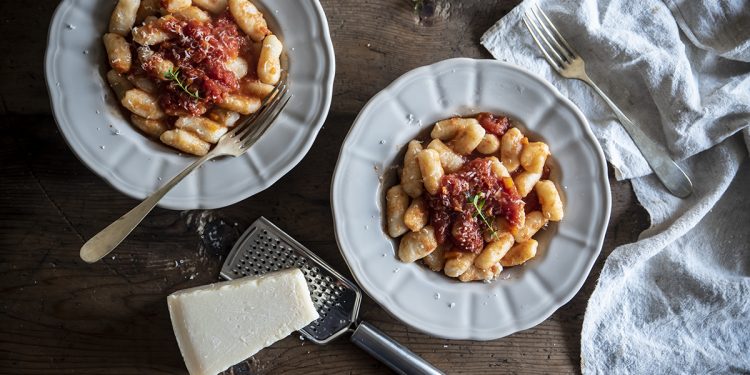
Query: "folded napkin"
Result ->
[[481, 0, 750, 373]]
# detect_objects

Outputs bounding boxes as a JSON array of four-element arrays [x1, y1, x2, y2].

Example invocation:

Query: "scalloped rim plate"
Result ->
[[331, 58, 611, 340], [45, 0, 335, 209]]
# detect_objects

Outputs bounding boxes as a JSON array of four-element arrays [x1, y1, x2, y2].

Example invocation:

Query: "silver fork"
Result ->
[[80, 78, 291, 263], [523, 4, 693, 198]]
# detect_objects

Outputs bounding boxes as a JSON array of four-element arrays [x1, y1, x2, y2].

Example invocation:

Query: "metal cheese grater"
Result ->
[[221, 217, 443, 375]]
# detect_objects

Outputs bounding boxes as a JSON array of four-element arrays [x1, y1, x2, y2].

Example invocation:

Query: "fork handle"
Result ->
[[80, 153, 214, 263], [582, 76, 693, 198], [351, 321, 444, 375]]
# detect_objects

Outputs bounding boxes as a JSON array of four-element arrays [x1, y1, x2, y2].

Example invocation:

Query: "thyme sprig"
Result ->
[[468, 193, 498, 240], [164, 67, 200, 100]]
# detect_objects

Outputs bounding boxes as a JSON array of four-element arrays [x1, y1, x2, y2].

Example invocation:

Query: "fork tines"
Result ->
[[228, 76, 291, 148], [522, 4, 578, 71]]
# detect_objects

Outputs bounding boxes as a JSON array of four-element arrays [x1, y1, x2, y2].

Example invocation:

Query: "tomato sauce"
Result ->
[[151, 14, 247, 116], [427, 158, 525, 253], [477, 112, 511, 137]]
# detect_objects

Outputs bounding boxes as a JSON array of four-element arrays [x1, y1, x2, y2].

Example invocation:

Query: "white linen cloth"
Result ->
[[481, 0, 750, 373]]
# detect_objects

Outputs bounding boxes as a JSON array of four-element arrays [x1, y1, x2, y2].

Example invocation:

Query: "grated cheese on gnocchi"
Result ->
[[103, 0, 283, 156], [385, 113, 564, 282]]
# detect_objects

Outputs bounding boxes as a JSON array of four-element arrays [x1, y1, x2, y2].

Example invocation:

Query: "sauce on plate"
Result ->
[[427, 157, 525, 253], [149, 14, 248, 116]]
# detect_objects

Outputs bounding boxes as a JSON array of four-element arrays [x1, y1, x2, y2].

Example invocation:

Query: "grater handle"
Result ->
[[350, 321, 444, 375]]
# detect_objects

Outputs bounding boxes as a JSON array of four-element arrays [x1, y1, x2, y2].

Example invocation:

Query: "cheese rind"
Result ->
[[167, 268, 319, 375]]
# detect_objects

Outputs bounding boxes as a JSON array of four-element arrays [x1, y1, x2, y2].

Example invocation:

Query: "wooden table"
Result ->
[[0, 1, 649, 373]]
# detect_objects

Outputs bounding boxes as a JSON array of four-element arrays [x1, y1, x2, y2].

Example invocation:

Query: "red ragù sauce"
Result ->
[[427, 158, 524, 253], [477, 112, 511, 137], [149, 13, 247, 116]]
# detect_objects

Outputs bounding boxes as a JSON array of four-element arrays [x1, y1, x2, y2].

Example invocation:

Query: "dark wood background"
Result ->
[[0, 1, 649, 373]]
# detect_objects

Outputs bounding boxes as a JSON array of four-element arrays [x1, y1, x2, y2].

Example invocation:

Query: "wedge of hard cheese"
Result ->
[[167, 268, 319, 375]]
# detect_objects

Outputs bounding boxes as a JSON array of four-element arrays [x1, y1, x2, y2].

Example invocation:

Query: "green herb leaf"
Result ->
[[164, 67, 201, 100], [467, 193, 498, 239]]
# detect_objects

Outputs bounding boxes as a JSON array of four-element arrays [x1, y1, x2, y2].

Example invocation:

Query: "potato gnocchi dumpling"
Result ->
[[103, 0, 283, 156], [385, 113, 564, 282]]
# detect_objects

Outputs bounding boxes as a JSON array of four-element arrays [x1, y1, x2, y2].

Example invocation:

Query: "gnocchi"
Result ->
[[103, 33, 132, 73], [132, 16, 174, 46], [514, 171, 542, 198], [501, 127, 524, 172], [174, 6, 212, 22], [226, 57, 249, 80], [400, 140, 424, 198], [161, 0, 191, 13], [474, 233, 514, 270], [103, 0, 284, 155], [500, 240, 538, 267], [427, 139, 465, 173], [135, 0, 160, 24], [192, 0, 228, 14], [228, 0, 270, 42], [131, 114, 168, 137], [398, 226, 438, 263], [217, 94, 262, 115], [128, 74, 159, 94], [520, 142, 550, 173], [109, 0, 141, 37], [174, 117, 228, 143], [514, 211, 546, 243], [422, 243, 447, 272], [487, 156, 510, 178], [535, 180, 564, 221], [386, 185, 409, 238], [403, 197, 429, 232], [258, 35, 283, 85], [431, 117, 472, 141], [207, 108, 241, 128], [449, 121, 486, 155], [160, 129, 211, 156], [386, 113, 564, 282], [242, 80, 276, 99], [458, 264, 501, 282], [476, 134, 500, 155], [444, 251, 477, 278], [106, 70, 134, 100], [416, 149, 444, 195], [121, 89, 165, 119]]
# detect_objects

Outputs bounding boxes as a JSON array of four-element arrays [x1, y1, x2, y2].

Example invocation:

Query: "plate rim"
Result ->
[[330, 57, 612, 340], [44, 0, 336, 210]]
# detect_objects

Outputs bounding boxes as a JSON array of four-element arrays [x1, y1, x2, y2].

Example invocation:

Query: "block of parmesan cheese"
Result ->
[[167, 268, 319, 375]]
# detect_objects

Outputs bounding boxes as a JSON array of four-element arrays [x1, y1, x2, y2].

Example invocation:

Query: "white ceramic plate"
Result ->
[[45, 0, 334, 209], [331, 58, 611, 340]]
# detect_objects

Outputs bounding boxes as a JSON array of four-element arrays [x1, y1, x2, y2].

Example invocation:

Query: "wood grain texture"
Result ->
[[0, 0, 650, 374]]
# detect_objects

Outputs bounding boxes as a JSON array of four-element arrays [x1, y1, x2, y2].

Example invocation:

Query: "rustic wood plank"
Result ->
[[0, 2, 57, 114], [0, 113, 647, 374], [0, 0, 650, 373]]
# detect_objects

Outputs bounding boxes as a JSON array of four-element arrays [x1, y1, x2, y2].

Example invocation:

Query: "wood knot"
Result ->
[[413, 0, 450, 25]]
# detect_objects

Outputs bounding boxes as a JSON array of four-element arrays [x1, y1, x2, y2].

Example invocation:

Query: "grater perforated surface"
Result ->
[[220, 217, 362, 344]]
